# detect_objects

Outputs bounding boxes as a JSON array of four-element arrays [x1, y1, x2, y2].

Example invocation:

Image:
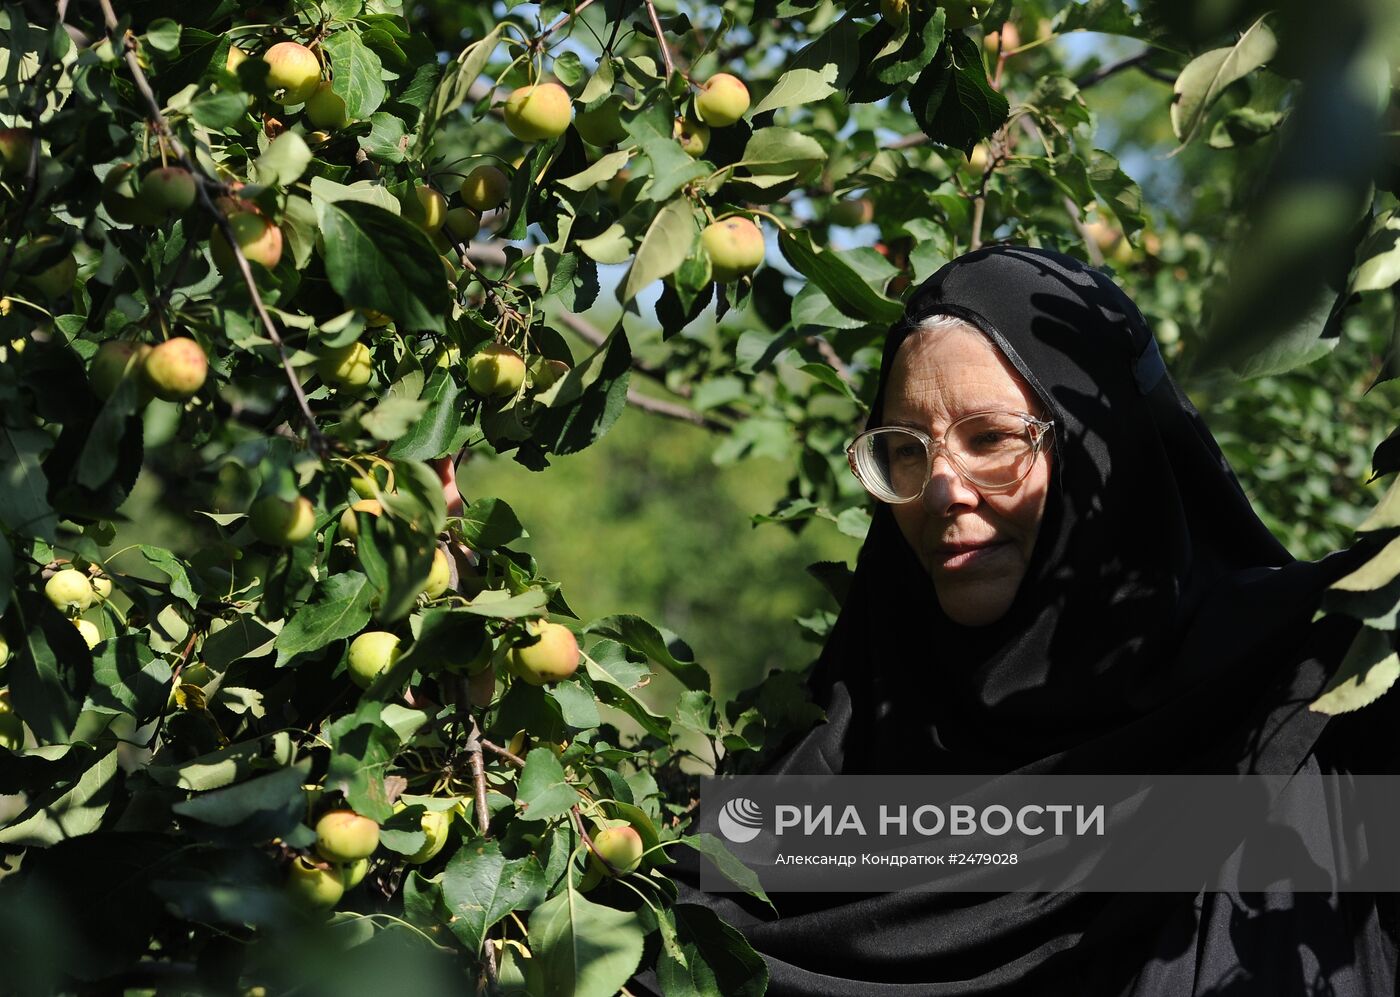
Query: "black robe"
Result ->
[[632, 246, 1400, 995]]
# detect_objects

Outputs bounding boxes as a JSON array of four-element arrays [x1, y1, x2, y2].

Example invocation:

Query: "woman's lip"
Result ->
[[931, 541, 1010, 569]]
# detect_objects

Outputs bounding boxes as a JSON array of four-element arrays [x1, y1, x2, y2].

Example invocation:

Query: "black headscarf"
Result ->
[[631, 246, 1400, 995]]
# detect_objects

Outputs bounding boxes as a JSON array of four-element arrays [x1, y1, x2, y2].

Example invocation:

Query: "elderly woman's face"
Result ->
[[882, 324, 1052, 626]]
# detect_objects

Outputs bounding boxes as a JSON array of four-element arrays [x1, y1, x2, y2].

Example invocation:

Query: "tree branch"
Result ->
[[644, 0, 676, 79], [480, 737, 527, 768], [1075, 50, 1173, 89], [96, 0, 327, 456], [536, 0, 597, 44], [626, 387, 730, 432]]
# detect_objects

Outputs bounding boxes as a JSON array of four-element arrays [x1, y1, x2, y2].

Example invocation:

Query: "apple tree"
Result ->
[[1, 0, 1399, 994]]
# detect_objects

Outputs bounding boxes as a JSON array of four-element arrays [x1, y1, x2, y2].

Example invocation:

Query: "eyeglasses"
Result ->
[[846, 410, 1055, 503]]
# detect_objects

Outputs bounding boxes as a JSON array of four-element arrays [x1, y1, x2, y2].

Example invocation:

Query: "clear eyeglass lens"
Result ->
[[854, 413, 1039, 500]]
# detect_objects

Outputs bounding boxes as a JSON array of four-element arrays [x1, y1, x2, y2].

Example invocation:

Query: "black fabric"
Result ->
[[630, 246, 1400, 996]]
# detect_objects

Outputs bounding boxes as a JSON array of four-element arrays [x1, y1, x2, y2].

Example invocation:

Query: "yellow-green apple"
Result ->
[[413, 184, 447, 232], [424, 548, 451, 599], [73, 618, 100, 649], [444, 206, 480, 241], [211, 207, 284, 272], [701, 217, 765, 281], [143, 337, 208, 401], [315, 808, 381, 862], [90, 340, 152, 399], [829, 198, 874, 227], [589, 824, 644, 877], [339, 498, 382, 539], [226, 45, 248, 73], [984, 21, 1020, 53], [304, 81, 348, 129], [92, 575, 113, 602], [250, 494, 317, 545], [674, 117, 709, 157], [45, 568, 95, 613], [880, 0, 909, 26], [138, 166, 196, 216], [695, 73, 750, 127], [508, 620, 580, 685], [263, 41, 321, 105], [102, 163, 164, 226], [459, 165, 509, 212], [530, 358, 571, 392], [0, 127, 33, 177], [395, 802, 453, 864], [347, 631, 400, 688], [466, 343, 526, 398], [0, 692, 22, 751], [286, 855, 344, 908], [573, 99, 626, 146], [340, 856, 369, 889], [504, 82, 572, 141], [939, 0, 985, 29], [316, 340, 372, 391]]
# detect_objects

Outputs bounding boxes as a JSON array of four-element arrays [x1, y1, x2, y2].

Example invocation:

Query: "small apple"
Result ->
[[413, 184, 448, 232], [968, 142, 991, 172], [0, 692, 22, 751], [503, 82, 572, 142], [701, 217, 765, 282], [588, 824, 644, 877], [102, 163, 164, 226], [674, 117, 709, 157], [459, 165, 509, 212], [508, 620, 580, 686], [984, 21, 1021, 54], [340, 856, 369, 890], [424, 548, 451, 599], [315, 808, 381, 862], [0, 127, 33, 177], [45, 568, 95, 614], [304, 81, 348, 129], [286, 855, 344, 909], [395, 802, 453, 864], [347, 630, 400, 688], [211, 208, 284, 272], [829, 198, 874, 227], [90, 340, 152, 399], [444, 206, 480, 241], [0, 634, 8, 667], [22, 242, 78, 300], [466, 343, 526, 398], [263, 41, 321, 105], [316, 340, 372, 391], [226, 44, 248, 73], [339, 498, 382, 539], [143, 337, 208, 401], [694, 73, 750, 128], [573, 99, 627, 147], [138, 166, 196, 216], [73, 618, 101, 649], [249, 494, 317, 545], [92, 575, 113, 602]]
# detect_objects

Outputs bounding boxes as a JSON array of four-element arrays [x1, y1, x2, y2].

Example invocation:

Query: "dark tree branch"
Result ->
[[1075, 50, 1173, 89]]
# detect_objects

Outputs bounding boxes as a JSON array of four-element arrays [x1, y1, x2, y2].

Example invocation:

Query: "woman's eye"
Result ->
[[892, 444, 923, 460]]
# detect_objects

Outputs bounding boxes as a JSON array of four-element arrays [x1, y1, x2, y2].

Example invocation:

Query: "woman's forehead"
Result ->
[[885, 326, 1037, 415]]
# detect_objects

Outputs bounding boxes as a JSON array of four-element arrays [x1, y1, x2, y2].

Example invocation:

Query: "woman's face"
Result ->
[[882, 323, 1052, 626]]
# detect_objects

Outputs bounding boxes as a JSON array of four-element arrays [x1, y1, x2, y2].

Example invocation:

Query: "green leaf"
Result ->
[[171, 761, 310, 837], [779, 228, 904, 325], [8, 592, 92, 743], [90, 636, 172, 721], [274, 571, 375, 664], [361, 397, 430, 442], [144, 19, 180, 53], [191, 91, 250, 130], [253, 131, 312, 186], [558, 149, 632, 193], [656, 903, 769, 997], [677, 833, 773, 908], [319, 201, 451, 333], [0, 426, 57, 540], [461, 587, 550, 618], [76, 374, 140, 489], [139, 545, 198, 607], [388, 370, 464, 460], [0, 749, 119, 846], [909, 33, 1009, 155], [364, 111, 408, 164], [549, 680, 601, 730], [621, 198, 698, 302], [1170, 16, 1277, 145], [324, 30, 386, 119], [356, 508, 436, 624], [530, 326, 632, 456], [585, 615, 709, 692], [527, 889, 647, 997], [516, 747, 577, 822], [421, 25, 501, 147], [326, 706, 396, 820], [458, 497, 526, 550], [1350, 209, 1400, 294], [442, 838, 548, 952], [1309, 626, 1400, 715]]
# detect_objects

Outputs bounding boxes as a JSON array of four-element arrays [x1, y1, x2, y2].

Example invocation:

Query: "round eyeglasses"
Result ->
[[846, 411, 1055, 503]]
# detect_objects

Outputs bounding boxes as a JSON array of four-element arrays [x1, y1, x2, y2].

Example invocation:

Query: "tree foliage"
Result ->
[[1, 0, 1399, 993]]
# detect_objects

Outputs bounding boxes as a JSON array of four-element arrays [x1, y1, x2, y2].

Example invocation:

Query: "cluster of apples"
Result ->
[[90, 336, 209, 404], [288, 802, 456, 909], [341, 617, 579, 690], [42, 565, 114, 650]]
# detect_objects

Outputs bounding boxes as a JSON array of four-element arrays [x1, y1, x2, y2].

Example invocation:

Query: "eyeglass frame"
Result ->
[[845, 410, 1056, 503]]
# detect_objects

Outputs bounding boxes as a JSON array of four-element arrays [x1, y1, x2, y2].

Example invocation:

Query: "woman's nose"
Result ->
[[923, 450, 980, 512]]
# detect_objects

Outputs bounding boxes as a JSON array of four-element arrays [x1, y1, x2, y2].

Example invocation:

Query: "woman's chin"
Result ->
[[932, 581, 1017, 626]]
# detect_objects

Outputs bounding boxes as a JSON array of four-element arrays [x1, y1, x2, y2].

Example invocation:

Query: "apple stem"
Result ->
[[536, 0, 597, 45], [571, 804, 623, 877], [96, 0, 329, 458]]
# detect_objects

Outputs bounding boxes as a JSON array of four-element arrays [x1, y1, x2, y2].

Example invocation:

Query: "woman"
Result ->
[[632, 245, 1400, 995]]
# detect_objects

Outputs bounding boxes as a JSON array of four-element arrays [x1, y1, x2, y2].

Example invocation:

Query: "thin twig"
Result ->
[[464, 712, 499, 990], [889, 133, 930, 150], [96, 0, 326, 455], [557, 309, 680, 393], [807, 335, 852, 383], [626, 387, 729, 432], [644, 0, 676, 79], [571, 804, 623, 877], [537, 0, 597, 43], [1074, 50, 1173, 89], [480, 737, 526, 769]]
